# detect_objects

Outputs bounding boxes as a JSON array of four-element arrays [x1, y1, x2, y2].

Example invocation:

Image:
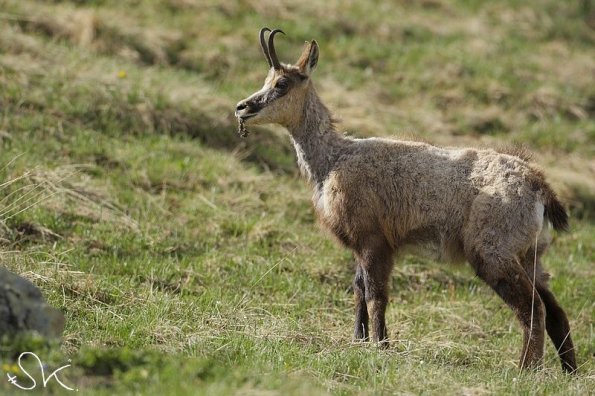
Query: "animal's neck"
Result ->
[[286, 86, 345, 186]]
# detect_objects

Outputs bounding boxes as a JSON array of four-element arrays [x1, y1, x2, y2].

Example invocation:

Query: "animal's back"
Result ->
[[318, 137, 549, 262]]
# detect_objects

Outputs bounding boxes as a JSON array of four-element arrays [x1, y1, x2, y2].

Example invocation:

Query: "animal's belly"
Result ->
[[398, 231, 466, 264], [400, 240, 443, 261]]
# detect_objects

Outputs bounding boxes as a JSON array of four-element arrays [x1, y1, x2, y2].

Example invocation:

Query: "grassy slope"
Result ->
[[0, 0, 593, 394]]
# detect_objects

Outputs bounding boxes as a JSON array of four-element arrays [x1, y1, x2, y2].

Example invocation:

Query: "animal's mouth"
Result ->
[[237, 113, 258, 120]]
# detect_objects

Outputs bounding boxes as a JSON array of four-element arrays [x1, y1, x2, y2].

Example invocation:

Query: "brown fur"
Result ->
[[235, 29, 577, 372]]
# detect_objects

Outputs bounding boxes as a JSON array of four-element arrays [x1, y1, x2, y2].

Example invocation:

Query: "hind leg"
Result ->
[[522, 247, 577, 373], [469, 250, 546, 370], [464, 190, 550, 369], [353, 264, 369, 341], [537, 285, 577, 373]]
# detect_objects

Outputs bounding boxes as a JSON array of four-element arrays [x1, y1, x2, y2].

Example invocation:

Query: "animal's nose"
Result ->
[[236, 101, 248, 113]]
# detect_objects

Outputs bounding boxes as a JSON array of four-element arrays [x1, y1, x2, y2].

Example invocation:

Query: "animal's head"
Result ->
[[235, 28, 319, 129]]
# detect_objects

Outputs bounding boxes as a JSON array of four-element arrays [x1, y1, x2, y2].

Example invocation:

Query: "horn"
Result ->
[[259, 27, 272, 67], [267, 28, 285, 70]]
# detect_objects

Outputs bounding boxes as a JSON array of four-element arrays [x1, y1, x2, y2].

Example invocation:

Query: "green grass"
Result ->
[[0, 0, 594, 394]]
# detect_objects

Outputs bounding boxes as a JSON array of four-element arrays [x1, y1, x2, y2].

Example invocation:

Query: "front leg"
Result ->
[[356, 243, 394, 347], [365, 276, 389, 347], [353, 264, 369, 341]]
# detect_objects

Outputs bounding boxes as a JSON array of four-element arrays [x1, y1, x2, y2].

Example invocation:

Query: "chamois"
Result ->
[[235, 28, 577, 372]]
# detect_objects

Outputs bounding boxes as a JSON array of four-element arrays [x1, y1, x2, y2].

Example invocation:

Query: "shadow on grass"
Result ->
[[1, 76, 296, 175]]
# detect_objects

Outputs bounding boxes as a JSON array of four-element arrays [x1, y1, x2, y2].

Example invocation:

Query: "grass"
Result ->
[[0, 0, 594, 394]]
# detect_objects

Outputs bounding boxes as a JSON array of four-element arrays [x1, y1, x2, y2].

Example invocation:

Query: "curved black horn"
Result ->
[[259, 27, 272, 67], [267, 29, 285, 70]]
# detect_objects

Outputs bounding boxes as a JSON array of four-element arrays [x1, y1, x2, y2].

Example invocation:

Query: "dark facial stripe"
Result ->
[[245, 74, 302, 114]]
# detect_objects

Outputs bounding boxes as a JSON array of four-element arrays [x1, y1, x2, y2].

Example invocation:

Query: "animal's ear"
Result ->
[[296, 40, 319, 76]]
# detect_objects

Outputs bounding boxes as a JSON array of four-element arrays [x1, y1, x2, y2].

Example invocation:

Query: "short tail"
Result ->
[[544, 188, 569, 232]]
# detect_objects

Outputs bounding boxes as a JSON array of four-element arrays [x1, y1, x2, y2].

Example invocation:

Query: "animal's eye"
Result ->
[[275, 79, 289, 90]]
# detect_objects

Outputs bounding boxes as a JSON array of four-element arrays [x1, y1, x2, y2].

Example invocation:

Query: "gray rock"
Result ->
[[0, 267, 64, 338]]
